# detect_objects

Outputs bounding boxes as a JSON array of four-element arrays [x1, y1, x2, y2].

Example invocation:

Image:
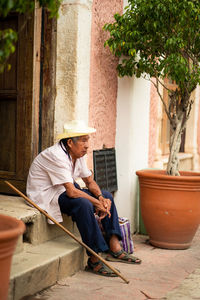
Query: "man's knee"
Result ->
[[102, 190, 113, 201], [77, 197, 94, 212]]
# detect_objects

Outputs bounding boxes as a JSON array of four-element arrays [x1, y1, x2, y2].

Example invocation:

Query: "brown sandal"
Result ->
[[85, 258, 118, 277], [106, 249, 142, 264]]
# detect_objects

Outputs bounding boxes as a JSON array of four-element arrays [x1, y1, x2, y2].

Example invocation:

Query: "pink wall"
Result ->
[[148, 80, 159, 167], [88, 0, 123, 169], [197, 94, 200, 155]]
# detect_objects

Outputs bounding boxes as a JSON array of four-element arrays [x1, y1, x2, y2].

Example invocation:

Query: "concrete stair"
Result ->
[[0, 195, 85, 300]]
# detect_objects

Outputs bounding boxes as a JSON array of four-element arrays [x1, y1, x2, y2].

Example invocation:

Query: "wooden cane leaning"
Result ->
[[5, 181, 129, 284]]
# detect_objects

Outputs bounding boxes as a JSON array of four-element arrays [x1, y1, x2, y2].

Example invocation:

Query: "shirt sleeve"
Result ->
[[79, 157, 92, 178], [40, 151, 74, 185]]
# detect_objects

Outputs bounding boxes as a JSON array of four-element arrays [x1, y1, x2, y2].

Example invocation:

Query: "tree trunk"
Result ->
[[167, 115, 184, 176]]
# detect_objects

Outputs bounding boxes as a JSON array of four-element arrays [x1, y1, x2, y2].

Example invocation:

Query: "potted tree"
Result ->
[[103, 0, 200, 249]]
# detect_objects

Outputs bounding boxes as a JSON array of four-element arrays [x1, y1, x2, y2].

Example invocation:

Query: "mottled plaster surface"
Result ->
[[88, 0, 123, 168], [197, 94, 200, 156], [148, 81, 159, 167], [54, 0, 93, 141], [54, 3, 78, 138]]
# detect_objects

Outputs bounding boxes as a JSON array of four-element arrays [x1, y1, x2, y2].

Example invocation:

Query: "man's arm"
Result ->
[[82, 175, 102, 198], [63, 181, 107, 215], [82, 175, 111, 218]]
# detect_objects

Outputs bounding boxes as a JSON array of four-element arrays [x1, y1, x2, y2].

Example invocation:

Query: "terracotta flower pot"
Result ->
[[136, 170, 200, 250], [0, 214, 25, 300]]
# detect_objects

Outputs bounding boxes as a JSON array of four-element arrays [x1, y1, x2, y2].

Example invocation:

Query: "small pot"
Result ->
[[0, 214, 25, 300], [136, 170, 200, 249]]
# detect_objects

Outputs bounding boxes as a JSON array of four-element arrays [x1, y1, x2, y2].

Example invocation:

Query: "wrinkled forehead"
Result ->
[[77, 135, 90, 141]]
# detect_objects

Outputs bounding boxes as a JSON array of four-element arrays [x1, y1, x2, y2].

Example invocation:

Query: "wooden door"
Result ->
[[0, 14, 34, 194]]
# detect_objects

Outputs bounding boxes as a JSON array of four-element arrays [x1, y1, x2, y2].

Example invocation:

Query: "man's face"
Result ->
[[67, 135, 90, 159]]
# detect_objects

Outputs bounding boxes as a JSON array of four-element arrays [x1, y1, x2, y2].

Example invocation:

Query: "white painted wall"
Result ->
[[115, 76, 151, 232], [54, 0, 92, 140], [75, 0, 92, 123]]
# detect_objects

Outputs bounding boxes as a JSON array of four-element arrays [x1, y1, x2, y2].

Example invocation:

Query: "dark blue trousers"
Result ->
[[58, 185, 121, 256]]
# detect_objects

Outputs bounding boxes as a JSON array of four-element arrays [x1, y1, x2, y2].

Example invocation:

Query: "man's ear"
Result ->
[[66, 138, 73, 149]]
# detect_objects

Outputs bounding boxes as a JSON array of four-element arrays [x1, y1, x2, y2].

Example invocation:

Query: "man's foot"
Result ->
[[106, 249, 142, 264], [85, 258, 118, 277]]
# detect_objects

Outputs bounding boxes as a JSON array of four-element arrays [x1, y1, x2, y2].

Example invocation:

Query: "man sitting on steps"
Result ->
[[26, 120, 141, 277]]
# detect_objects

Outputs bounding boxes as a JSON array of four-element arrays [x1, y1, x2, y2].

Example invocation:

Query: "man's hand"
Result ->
[[82, 176, 112, 219], [64, 182, 107, 215], [98, 196, 111, 219], [95, 200, 108, 218]]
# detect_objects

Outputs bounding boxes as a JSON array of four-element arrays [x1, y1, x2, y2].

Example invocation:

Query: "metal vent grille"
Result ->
[[93, 148, 118, 193]]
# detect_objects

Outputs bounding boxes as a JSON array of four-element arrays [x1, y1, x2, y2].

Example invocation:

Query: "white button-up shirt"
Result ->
[[26, 142, 91, 223]]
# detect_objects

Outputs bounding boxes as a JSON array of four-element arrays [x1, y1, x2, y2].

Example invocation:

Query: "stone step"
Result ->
[[8, 235, 85, 300], [0, 195, 86, 300], [0, 195, 78, 253]]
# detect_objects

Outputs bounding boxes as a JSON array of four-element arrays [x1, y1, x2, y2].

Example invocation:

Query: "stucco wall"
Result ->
[[198, 91, 200, 158], [148, 81, 159, 167], [88, 0, 151, 231], [115, 76, 151, 232], [54, 0, 92, 140], [183, 88, 200, 171], [88, 0, 123, 169]]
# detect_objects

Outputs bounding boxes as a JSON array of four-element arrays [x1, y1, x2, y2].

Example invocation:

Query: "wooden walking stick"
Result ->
[[5, 181, 129, 284]]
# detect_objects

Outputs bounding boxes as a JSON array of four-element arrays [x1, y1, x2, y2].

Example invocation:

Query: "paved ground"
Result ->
[[22, 228, 200, 300]]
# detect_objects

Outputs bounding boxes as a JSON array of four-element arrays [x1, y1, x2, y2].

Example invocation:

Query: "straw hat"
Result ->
[[56, 120, 96, 140]]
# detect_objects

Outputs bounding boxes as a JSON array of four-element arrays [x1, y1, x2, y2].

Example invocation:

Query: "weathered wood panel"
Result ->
[[0, 13, 34, 194], [40, 10, 57, 151]]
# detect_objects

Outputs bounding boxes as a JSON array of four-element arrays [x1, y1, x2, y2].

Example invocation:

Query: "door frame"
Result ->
[[0, 9, 57, 194]]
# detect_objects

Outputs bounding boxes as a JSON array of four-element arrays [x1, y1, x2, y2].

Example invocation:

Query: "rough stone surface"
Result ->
[[9, 236, 84, 300], [55, 1, 78, 130], [2, 197, 200, 300], [14, 259, 59, 300], [0, 194, 84, 300], [55, 0, 92, 140], [0, 195, 78, 249], [25, 228, 200, 300], [163, 268, 200, 299], [0, 195, 40, 222], [8, 278, 14, 300]]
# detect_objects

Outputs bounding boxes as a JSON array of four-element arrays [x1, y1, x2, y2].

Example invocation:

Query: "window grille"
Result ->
[[93, 148, 118, 193]]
